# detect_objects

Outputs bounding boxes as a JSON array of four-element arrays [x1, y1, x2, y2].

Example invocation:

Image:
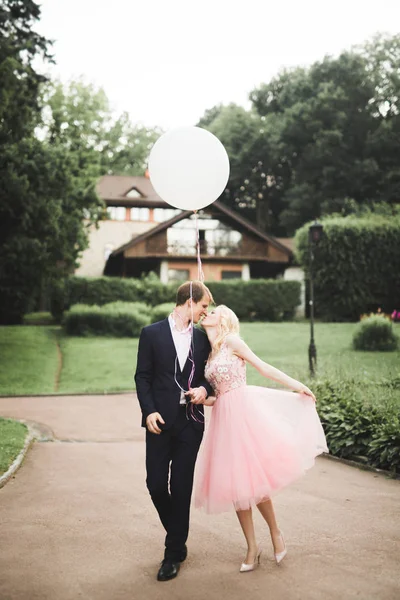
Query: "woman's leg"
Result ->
[[256, 498, 285, 554], [236, 508, 259, 563]]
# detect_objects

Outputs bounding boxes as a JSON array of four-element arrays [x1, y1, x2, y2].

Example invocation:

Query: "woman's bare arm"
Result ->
[[226, 335, 316, 401]]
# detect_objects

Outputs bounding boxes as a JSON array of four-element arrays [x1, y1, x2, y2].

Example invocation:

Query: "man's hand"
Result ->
[[186, 386, 207, 405], [146, 412, 165, 434]]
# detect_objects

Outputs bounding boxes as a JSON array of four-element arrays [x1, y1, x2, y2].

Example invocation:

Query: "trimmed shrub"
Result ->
[[313, 378, 400, 474], [63, 275, 176, 309], [64, 303, 151, 337], [206, 279, 301, 321], [55, 276, 301, 322], [353, 315, 399, 351], [151, 302, 176, 323], [295, 215, 400, 321], [104, 301, 152, 318]]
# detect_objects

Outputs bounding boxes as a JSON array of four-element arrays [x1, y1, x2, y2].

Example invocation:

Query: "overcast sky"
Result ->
[[36, 0, 400, 129]]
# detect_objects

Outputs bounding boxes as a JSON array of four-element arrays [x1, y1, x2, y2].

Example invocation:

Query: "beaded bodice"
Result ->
[[205, 340, 246, 397]]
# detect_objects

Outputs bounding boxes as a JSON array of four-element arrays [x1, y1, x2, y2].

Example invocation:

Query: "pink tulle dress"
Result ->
[[194, 340, 328, 513]]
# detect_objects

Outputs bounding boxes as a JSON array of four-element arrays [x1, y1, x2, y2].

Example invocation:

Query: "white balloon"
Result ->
[[148, 126, 230, 211]]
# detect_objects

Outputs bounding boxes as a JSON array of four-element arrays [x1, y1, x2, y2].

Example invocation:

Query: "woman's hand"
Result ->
[[296, 384, 316, 403]]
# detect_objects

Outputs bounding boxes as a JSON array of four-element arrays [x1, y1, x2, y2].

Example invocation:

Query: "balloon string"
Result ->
[[194, 211, 205, 282], [171, 280, 204, 424]]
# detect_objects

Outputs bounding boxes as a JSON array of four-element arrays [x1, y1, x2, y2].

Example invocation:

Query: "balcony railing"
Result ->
[[167, 241, 242, 257]]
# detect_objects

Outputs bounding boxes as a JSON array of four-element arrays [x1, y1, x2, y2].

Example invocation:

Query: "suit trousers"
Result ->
[[145, 405, 203, 561]]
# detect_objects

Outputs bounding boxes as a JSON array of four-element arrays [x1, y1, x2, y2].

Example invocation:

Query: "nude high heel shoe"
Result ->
[[274, 531, 287, 565], [239, 547, 262, 573]]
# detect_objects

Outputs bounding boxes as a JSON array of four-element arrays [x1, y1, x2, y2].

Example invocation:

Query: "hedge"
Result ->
[[53, 276, 301, 322], [206, 280, 300, 321], [151, 303, 176, 322], [295, 215, 400, 321], [313, 378, 400, 474], [64, 302, 151, 337]]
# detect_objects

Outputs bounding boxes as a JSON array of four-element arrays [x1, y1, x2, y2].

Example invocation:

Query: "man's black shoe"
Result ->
[[179, 545, 188, 562], [157, 559, 180, 582]]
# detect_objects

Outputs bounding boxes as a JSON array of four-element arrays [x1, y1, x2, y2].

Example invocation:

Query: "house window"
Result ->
[[107, 206, 126, 221], [154, 208, 181, 222], [126, 188, 141, 198], [168, 269, 190, 282], [221, 270, 242, 280], [130, 207, 150, 221]]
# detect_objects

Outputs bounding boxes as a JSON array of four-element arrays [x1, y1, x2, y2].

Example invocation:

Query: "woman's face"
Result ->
[[201, 307, 221, 328]]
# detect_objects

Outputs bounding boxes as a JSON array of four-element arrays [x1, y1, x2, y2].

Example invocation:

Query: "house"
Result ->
[[76, 175, 296, 284]]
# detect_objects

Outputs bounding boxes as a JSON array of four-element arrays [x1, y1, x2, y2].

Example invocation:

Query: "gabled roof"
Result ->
[[111, 201, 292, 258], [97, 175, 165, 206]]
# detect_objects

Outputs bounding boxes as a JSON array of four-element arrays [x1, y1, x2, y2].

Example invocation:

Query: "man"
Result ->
[[135, 281, 214, 582]]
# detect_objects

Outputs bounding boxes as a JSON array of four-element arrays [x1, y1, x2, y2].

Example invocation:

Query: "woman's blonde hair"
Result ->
[[212, 305, 240, 355]]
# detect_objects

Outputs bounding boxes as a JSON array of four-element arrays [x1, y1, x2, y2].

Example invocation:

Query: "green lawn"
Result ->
[[0, 326, 59, 395], [0, 418, 28, 475], [57, 331, 139, 394], [0, 323, 399, 402]]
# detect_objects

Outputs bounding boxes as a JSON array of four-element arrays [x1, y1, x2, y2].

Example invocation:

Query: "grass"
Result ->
[[0, 418, 28, 475], [57, 330, 139, 394], [0, 326, 59, 395], [0, 323, 399, 404]]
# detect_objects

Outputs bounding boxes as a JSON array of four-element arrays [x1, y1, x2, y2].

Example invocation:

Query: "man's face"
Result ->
[[191, 295, 210, 324]]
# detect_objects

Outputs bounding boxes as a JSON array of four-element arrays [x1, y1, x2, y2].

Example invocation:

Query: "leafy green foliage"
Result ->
[[295, 215, 400, 321], [151, 303, 176, 322], [64, 302, 151, 337], [206, 280, 300, 320], [41, 78, 161, 177], [314, 378, 400, 473], [199, 34, 400, 235], [55, 276, 300, 322], [353, 315, 398, 351], [0, 2, 104, 324]]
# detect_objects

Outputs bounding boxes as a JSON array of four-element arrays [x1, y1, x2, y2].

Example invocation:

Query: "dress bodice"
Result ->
[[205, 339, 246, 396]]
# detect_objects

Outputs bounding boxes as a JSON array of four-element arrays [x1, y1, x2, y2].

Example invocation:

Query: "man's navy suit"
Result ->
[[135, 318, 212, 560]]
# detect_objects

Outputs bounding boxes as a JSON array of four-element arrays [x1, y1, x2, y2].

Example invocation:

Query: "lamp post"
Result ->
[[308, 220, 324, 377]]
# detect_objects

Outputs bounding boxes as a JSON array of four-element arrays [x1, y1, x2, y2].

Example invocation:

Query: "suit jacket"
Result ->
[[134, 318, 213, 431]]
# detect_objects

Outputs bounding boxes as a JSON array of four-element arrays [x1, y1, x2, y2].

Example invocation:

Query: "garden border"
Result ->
[[0, 423, 35, 489]]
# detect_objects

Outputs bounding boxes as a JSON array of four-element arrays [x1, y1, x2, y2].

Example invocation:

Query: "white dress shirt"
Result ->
[[168, 314, 192, 403]]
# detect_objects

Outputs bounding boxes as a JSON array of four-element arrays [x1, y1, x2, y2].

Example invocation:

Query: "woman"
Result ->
[[194, 305, 328, 572]]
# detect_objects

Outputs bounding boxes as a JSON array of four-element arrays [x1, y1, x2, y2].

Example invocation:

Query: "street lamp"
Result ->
[[308, 220, 324, 376]]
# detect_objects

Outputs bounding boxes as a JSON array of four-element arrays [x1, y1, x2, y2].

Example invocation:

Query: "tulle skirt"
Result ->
[[194, 385, 328, 514]]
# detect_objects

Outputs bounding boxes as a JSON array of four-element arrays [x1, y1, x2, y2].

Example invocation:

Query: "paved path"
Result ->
[[0, 394, 399, 600]]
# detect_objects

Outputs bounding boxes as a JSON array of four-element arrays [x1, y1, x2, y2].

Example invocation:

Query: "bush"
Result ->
[[206, 279, 301, 321], [313, 378, 400, 474], [352, 315, 398, 351], [63, 274, 176, 309], [104, 301, 152, 318], [295, 215, 400, 321], [151, 302, 176, 322], [54, 276, 301, 322], [64, 302, 151, 337]]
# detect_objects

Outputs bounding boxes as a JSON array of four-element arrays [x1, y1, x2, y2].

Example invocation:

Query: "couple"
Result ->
[[134, 281, 328, 582]]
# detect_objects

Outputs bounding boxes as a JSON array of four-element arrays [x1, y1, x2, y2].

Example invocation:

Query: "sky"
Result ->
[[36, 0, 400, 130]]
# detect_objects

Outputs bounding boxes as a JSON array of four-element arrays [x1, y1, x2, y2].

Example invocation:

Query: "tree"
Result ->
[[0, 0, 52, 142], [199, 34, 400, 235], [41, 78, 162, 176], [0, 1, 103, 324], [250, 34, 400, 232], [197, 103, 285, 232]]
